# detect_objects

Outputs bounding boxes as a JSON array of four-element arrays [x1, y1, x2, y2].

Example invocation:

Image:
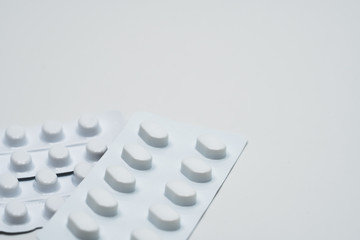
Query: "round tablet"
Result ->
[[48, 144, 70, 167], [165, 181, 196, 206], [73, 162, 93, 184], [121, 144, 152, 170], [86, 138, 107, 161], [181, 157, 212, 183], [5, 125, 27, 147], [148, 204, 180, 231], [131, 228, 162, 240], [34, 168, 59, 192], [44, 196, 65, 218], [196, 135, 226, 159], [138, 121, 168, 148], [104, 165, 136, 193], [0, 173, 20, 197], [86, 188, 118, 217], [78, 115, 100, 137], [10, 150, 32, 172], [4, 201, 29, 224], [42, 121, 64, 142], [67, 211, 99, 240]]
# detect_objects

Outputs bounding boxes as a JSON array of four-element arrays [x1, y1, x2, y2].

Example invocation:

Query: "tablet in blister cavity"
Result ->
[[38, 112, 247, 240], [0, 112, 126, 233]]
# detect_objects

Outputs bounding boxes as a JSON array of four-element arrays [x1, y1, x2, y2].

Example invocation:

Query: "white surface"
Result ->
[[0, 0, 359, 239]]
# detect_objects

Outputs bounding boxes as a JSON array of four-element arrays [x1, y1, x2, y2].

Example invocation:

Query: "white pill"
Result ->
[[5, 125, 27, 147], [0, 173, 20, 197], [10, 150, 32, 172], [121, 144, 152, 170], [138, 121, 168, 148], [4, 201, 29, 224], [44, 196, 65, 218], [196, 135, 226, 159], [104, 165, 136, 193], [78, 115, 100, 137], [86, 188, 118, 217], [86, 138, 107, 161], [73, 162, 93, 184], [148, 204, 180, 231], [48, 144, 71, 167], [131, 228, 162, 240], [67, 211, 99, 240], [181, 157, 212, 183], [165, 181, 196, 206], [42, 121, 64, 142], [35, 168, 59, 192]]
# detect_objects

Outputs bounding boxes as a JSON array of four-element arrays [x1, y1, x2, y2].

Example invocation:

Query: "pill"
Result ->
[[148, 204, 180, 231], [5, 125, 27, 147], [104, 165, 136, 193], [42, 121, 64, 142], [10, 150, 32, 172], [138, 121, 168, 148], [130, 228, 162, 240], [181, 157, 212, 183], [34, 168, 59, 192], [48, 144, 71, 167], [44, 196, 65, 218], [86, 188, 118, 217], [86, 138, 107, 161], [0, 173, 20, 197], [4, 201, 29, 224], [165, 181, 196, 206], [78, 115, 100, 137], [67, 211, 99, 240], [196, 135, 226, 159], [121, 144, 152, 170], [73, 162, 93, 184]]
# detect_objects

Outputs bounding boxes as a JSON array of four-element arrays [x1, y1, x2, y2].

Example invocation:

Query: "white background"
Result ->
[[0, 1, 359, 239]]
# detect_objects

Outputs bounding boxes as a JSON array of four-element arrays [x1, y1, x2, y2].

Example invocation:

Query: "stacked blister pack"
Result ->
[[0, 111, 247, 239], [0, 112, 126, 233], [38, 112, 247, 240]]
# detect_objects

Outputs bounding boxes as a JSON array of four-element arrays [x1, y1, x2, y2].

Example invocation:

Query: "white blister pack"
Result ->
[[38, 112, 247, 240], [0, 112, 126, 233]]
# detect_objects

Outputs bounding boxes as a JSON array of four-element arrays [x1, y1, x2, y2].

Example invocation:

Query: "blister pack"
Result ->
[[0, 112, 126, 233], [38, 112, 247, 240]]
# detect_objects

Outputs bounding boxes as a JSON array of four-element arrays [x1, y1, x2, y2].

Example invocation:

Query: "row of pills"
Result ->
[[3, 115, 101, 147], [65, 121, 226, 239], [38, 112, 247, 240], [2, 196, 65, 225], [0, 166, 90, 232], [0, 138, 107, 179], [0, 164, 91, 198]]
